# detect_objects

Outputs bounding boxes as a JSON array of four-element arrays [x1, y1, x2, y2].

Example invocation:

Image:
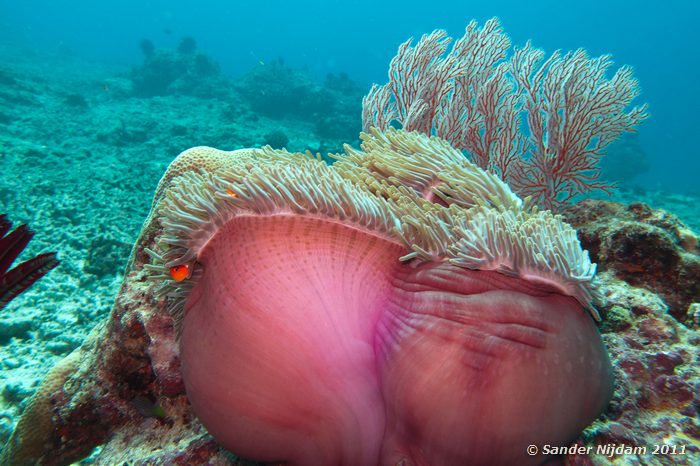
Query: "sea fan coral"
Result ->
[[363, 18, 649, 210], [144, 128, 611, 465]]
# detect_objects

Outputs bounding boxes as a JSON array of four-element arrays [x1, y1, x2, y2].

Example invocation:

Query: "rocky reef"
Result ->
[[235, 59, 364, 145], [131, 37, 226, 98], [562, 200, 699, 465]]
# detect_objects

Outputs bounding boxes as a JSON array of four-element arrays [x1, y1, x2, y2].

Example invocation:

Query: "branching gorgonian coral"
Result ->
[[363, 17, 649, 210]]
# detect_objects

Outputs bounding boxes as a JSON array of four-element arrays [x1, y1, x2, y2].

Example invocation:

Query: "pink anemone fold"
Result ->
[[146, 128, 613, 466]]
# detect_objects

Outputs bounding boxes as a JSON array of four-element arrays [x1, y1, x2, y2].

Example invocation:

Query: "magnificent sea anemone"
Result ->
[[146, 128, 613, 465]]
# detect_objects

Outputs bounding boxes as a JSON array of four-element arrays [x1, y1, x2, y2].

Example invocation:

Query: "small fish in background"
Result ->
[[131, 395, 167, 420], [0, 214, 59, 311], [163, 28, 173, 35], [249, 51, 265, 66]]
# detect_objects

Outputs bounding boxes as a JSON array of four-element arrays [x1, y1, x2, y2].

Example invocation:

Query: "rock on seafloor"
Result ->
[[564, 200, 700, 322]]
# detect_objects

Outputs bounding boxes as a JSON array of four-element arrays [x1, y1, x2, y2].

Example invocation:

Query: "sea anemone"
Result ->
[[146, 128, 612, 465]]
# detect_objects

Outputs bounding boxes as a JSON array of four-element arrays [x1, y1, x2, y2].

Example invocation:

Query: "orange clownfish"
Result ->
[[169, 264, 190, 282]]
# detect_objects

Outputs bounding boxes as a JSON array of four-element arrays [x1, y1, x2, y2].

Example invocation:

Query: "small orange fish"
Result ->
[[226, 188, 238, 198], [169, 264, 189, 282]]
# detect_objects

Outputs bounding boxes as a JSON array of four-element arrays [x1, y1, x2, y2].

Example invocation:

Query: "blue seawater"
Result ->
[[0, 0, 697, 192]]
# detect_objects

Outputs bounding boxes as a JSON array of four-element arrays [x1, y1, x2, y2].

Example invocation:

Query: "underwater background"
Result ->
[[3, 0, 699, 192], [0, 0, 698, 463]]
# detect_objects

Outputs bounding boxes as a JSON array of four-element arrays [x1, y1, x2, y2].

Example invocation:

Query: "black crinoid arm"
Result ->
[[0, 214, 59, 311]]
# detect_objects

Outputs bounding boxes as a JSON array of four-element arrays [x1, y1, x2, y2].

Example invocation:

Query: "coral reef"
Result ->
[[235, 59, 332, 119], [0, 43, 362, 158], [235, 60, 363, 143], [563, 200, 699, 322], [131, 38, 226, 97], [562, 200, 699, 465]]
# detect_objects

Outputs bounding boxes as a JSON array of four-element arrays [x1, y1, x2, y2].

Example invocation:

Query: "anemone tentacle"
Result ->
[[148, 128, 599, 329]]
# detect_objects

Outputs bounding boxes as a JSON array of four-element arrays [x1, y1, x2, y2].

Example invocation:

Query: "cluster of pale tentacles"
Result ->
[[146, 128, 598, 328]]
